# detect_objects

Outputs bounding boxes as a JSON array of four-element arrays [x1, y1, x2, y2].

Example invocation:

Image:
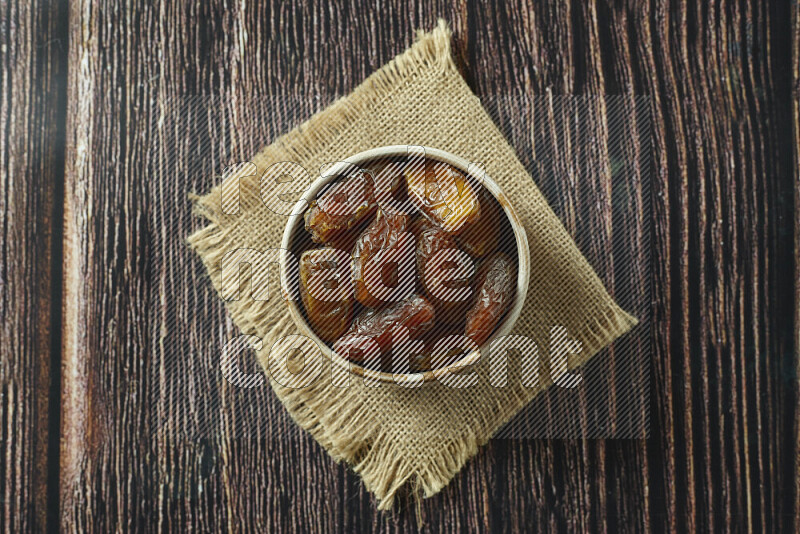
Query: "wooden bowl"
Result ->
[[280, 146, 530, 385]]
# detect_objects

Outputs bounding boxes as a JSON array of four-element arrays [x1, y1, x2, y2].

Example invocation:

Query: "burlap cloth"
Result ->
[[188, 20, 637, 509]]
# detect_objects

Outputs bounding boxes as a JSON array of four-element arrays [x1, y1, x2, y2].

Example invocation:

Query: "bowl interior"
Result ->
[[280, 146, 530, 384]]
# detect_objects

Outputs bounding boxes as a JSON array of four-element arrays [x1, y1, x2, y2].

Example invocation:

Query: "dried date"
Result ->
[[334, 294, 435, 361], [352, 209, 414, 308], [298, 248, 354, 343], [465, 252, 515, 346], [456, 189, 500, 257], [414, 218, 474, 323], [405, 159, 480, 234], [304, 169, 376, 243]]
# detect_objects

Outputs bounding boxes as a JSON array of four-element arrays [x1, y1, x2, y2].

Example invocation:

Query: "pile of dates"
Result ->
[[299, 157, 516, 373]]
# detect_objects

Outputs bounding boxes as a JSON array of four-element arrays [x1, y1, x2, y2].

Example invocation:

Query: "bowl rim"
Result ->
[[279, 145, 530, 385]]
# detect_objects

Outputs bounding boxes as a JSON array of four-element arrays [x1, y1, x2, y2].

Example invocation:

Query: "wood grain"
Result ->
[[0, 0, 788, 531], [0, 0, 66, 531], [793, 0, 800, 532]]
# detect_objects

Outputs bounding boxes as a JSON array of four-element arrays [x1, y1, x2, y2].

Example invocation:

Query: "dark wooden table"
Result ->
[[3, 0, 799, 532]]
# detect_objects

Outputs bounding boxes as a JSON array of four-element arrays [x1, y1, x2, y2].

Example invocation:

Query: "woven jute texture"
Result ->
[[188, 20, 637, 509]]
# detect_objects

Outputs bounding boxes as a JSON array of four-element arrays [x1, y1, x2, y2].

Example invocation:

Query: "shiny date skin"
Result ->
[[352, 209, 413, 308], [456, 189, 500, 257], [404, 159, 480, 234], [414, 218, 474, 323], [334, 294, 435, 361], [298, 248, 354, 343], [304, 170, 377, 243], [465, 252, 515, 346]]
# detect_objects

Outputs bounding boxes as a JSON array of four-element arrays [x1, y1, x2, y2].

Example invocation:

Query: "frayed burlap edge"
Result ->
[[187, 20, 638, 510], [270, 303, 637, 510]]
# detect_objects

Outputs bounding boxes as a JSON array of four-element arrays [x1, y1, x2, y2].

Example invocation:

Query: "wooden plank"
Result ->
[[0, 0, 67, 531], [57, 0, 796, 532], [793, 0, 800, 532], [60, 0, 154, 529]]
